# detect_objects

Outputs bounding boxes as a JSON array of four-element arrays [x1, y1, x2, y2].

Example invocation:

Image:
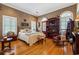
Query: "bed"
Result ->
[[18, 30, 45, 46]]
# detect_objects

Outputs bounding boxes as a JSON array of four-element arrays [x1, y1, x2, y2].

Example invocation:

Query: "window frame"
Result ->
[[2, 15, 17, 35]]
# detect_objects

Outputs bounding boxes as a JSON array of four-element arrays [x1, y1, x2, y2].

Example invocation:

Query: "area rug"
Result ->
[[0, 46, 16, 55]]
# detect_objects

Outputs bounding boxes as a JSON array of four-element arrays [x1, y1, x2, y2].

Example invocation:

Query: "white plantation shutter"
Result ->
[[3, 15, 17, 35]]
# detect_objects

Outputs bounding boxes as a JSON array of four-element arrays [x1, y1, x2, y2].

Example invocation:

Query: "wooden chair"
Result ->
[[7, 31, 17, 41]]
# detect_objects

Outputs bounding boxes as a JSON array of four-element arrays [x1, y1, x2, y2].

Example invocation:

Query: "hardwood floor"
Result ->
[[0, 38, 73, 55]]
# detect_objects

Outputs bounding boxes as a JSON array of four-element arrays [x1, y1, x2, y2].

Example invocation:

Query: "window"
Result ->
[[60, 11, 73, 35], [42, 22, 46, 31], [41, 17, 47, 31], [60, 17, 69, 35], [31, 21, 36, 33], [3, 15, 17, 35]]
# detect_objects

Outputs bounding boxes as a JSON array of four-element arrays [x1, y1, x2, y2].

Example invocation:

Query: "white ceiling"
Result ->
[[3, 3, 75, 16]]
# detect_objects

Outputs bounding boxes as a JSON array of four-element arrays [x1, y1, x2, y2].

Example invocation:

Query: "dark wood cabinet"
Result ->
[[43, 17, 59, 39], [66, 19, 74, 41], [67, 19, 74, 32], [74, 33, 79, 54]]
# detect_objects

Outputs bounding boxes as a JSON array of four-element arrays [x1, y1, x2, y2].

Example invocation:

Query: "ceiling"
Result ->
[[3, 3, 75, 16]]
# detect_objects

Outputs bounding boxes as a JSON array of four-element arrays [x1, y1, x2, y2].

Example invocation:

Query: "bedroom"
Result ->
[[0, 3, 79, 55]]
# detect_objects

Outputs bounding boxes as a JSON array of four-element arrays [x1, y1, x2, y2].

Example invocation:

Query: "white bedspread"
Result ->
[[18, 32, 45, 46]]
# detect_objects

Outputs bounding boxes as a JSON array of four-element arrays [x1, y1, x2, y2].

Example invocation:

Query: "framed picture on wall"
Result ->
[[21, 22, 29, 27]]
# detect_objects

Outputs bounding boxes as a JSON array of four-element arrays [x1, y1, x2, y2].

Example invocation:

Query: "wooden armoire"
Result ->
[[43, 16, 60, 39]]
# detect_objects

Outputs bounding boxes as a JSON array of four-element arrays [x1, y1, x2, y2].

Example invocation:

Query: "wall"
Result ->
[[38, 4, 77, 31], [0, 4, 37, 37]]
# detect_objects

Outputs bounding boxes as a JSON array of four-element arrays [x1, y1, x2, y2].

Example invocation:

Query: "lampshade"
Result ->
[[41, 17, 48, 21]]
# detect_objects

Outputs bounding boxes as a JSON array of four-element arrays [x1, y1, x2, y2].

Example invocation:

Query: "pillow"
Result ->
[[20, 29, 26, 33], [7, 31, 15, 36]]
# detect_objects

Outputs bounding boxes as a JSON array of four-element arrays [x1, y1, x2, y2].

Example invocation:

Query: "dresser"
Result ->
[[74, 32, 79, 54], [43, 17, 59, 39]]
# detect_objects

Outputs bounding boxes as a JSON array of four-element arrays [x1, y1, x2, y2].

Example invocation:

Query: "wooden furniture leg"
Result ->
[[9, 42, 11, 50], [1, 42, 4, 51]]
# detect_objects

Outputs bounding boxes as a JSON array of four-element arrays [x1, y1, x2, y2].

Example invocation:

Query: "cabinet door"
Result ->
[[75, 34, 79, 54]]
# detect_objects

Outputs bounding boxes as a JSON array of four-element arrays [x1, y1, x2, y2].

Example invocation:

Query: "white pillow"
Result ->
[[20, 29, 26, 33]]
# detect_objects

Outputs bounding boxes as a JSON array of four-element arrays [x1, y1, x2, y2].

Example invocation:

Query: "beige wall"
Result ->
[[0, 4, 37, 37]]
